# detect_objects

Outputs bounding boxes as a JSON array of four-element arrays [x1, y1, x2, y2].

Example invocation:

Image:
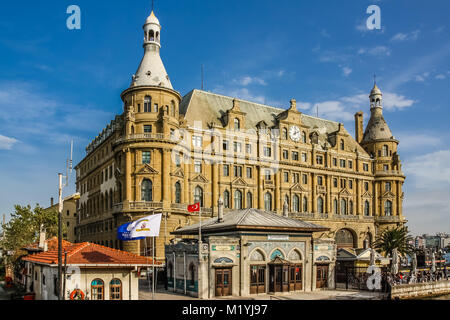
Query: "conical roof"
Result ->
[[362, 112, 394, 142], [145, 11, 160, 25]]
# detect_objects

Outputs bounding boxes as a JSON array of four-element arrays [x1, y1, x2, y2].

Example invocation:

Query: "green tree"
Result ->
[[0, 204, 64, 267], [374, 226, 414, 258]]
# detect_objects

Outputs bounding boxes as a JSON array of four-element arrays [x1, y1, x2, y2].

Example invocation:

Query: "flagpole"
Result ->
[[152, 235, 155, 300], [198, 206, 202, 261]]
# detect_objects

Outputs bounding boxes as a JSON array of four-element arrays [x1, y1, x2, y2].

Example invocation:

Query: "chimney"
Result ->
[[51, 197, 54, 207], [217, 196, 224, 223], [355, 111, 364, 144], [283, 199, 289, 218], [38, 224, 46, 251]]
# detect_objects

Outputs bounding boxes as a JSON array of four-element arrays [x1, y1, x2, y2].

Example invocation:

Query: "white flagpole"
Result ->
[[198, 206, 202, 261], [152, 235, 155, 300]]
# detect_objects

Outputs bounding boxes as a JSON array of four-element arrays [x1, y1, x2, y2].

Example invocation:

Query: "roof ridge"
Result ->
[[88, 242, 153, 261]]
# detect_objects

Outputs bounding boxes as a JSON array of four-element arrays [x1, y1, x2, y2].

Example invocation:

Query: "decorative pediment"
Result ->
[[171, 168, 184, 178], [290, 183, 306, 193], [339, 188, 352, 197], [381, 191, 396, 199], [337, 248, 357, 260], [232, 177, 248, 186], [362, 191, 373, 199], [135, 164, 159, 175], [190, 174, 209, 184]]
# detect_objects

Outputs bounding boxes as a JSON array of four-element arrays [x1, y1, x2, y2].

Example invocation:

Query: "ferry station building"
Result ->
[[166, 200, 336, 298]]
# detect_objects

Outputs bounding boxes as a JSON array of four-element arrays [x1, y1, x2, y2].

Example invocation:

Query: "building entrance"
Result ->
[[215, 268, 232, 297], [316, 264, 329, 289]]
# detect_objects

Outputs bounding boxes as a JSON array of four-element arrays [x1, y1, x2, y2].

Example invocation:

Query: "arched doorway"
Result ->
[[335, 228, 356, 249]]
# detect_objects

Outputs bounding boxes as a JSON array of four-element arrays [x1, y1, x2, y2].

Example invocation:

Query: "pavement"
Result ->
[[138, 282, 386, 301]]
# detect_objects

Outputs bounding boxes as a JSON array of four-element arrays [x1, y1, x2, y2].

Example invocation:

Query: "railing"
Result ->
[[375, 169, 404, 176], [376, 216, 402, 222], [171, 203, 187, 210], [113, 201, 163, 213], [114, 133, 178, 145]]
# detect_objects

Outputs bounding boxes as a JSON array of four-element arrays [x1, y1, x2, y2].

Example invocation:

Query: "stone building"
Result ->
[[166, 200, 335, 298], [45, 193, 79, 243], [74, 8, 406, 263]]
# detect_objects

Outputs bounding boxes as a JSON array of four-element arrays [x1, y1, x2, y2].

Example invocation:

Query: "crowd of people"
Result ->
[[389, 268, 449, 286]]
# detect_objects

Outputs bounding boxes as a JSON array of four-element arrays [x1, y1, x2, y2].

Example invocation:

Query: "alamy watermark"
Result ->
[[66, 5, 81, 30]]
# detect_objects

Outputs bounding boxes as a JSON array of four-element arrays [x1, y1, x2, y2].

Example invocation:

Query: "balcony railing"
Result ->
[[113, 201, 163, 213], [375, 215, 402, 222], [114, 133, 179, 145]]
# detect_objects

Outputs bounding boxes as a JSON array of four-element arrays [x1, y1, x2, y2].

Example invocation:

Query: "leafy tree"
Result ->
[[374, 226, 414, 258], [0, 204, 65, 267]]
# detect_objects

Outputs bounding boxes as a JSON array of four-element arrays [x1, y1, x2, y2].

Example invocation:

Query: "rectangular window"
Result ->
[[302, 174, 308, 184], [349, 180, 353, 189], [175, 154, 181, 167], [144, 125, 152, 133], [317, 176, 323, 186], [284, 172, 289, 182], [234, 166, 242, 177], [348, 160, 353, 169], [223, 165, 229, 176], [292, 152, 299, 161], [223, 140, 229, 151], [386, 182, 391, 192], [340, 159, 346, 168], [333, 178, 338, 188], [246, 144, 252, 154], [263, 147, 272, 157], [234, 142, 242, 153], [383, 165, 389, 171], [194, 161, 202, 173], [246, 167, 252, 179], [341, 179, 347, 189], [316, 155, 323, 165], [333, 158, 337, 166], [293, 173, 299, 183], [363, 163, 369, 172], [283, 150, 289, 160], [154, 104, 159, 113], [265, 169, 272, 181], [301, 153, 307, 162], [193, 136, 203, 148], [142, 151, 151, 164]]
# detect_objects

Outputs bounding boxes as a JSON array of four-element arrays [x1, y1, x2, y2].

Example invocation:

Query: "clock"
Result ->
[[289, 126, 301, 142]]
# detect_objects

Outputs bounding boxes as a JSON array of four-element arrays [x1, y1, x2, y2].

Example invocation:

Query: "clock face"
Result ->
[[289, 126, 301, 142]]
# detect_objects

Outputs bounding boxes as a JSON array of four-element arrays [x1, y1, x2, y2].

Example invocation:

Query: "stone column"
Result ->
[[311, 172, 316, 213], [356, 179, 361, 215], [125, 148, 132, 201], [212, 162, 219, 215], [373, 182, 379, 216], [275, 171, 281, 212], [258, 167, 264, 209]]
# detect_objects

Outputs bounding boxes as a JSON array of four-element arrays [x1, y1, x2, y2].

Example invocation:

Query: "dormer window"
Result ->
[[234, 118, 240, 131], [340, 139, 345, 151], [301, 131, 307, 143], [282, 128, 288, 140]]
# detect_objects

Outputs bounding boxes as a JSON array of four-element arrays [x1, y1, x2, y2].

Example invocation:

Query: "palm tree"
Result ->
[[374, 226, 414, 258]]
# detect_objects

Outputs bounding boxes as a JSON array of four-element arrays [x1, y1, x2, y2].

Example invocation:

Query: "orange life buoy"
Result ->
[[70, 289, 85, 300]]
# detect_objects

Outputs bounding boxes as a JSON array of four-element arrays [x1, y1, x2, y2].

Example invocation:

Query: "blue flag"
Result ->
[[117, 222, 145, 241]]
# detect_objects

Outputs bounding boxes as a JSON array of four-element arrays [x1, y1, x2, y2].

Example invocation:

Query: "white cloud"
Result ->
[[403, 149, 450, 189], [321, 29, 331, 38], [341, 66, 352, 77], [396, 133, 442, 151], [0, 135, 18, 150], [391, 30, 420, 42], [233, 76, 266, 86], [313, 101, 354, 121], [358, 46, 391, 57], [382, 92, 415, 110], [435, 74, 446, 80]]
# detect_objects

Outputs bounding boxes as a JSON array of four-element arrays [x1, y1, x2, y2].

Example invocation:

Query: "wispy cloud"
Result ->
[[233, 76, 267, 86], [341, 66, 352, 77], [404, 149, 450, 189], [396, 132, 443, 151], [0, 135, 18, 150], [357, 46, 391, 57], [391, 30, 420, 42]]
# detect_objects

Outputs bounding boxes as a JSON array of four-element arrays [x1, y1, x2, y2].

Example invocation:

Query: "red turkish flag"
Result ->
[[188, 203, 200, 212]]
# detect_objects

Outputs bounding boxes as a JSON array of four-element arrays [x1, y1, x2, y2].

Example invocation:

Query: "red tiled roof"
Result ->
[[24, 237, 72, 252], [22, 242, 160, 267]]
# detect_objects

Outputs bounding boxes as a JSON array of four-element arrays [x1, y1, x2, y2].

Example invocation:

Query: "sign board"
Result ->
[[268, 235, 289, 241], [212, 245, 235, 251]]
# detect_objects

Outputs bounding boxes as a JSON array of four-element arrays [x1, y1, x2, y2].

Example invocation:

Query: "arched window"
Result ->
[[341, 199, 347, 215], [247, 192, 253, 208], [293, 195, 300, 212], [189, 264, 196, 286], [194, 186, 203, 207], [303, 197, 308, 212], [282, 128, 288, 140], [264, 193, 272, 211], [288, 250, 302, 261], [110, 279, 122, 300], [385, 200, 392, 216], [234, 118, 240, 131], [317, 197, 324, 214], [234, 190, 242, 209], [141, 179, 153, 202], [91, 279, 104, 300], [382, 145, 388, 157], [250, 250, 265, 261], [270, 249, 284, 260], [149, 30, 155, 41], [175, 182, 181, 204], [171, 100, 176, 116], [223, 190, 230, 208], [334, 199, 338, 214], [364, 201, 370, 216], [340, 139, 345, 150], [284, 195, 289, 209], [144, 96, 151, 112], [301, 131, 307, 143], [335, 229, 356, 249]]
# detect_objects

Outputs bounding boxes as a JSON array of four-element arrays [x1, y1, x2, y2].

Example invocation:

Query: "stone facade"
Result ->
[[74, 9, 406, 262]]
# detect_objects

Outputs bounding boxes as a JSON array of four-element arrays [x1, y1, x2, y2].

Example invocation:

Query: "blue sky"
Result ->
[[0, 0, 449, 235]]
